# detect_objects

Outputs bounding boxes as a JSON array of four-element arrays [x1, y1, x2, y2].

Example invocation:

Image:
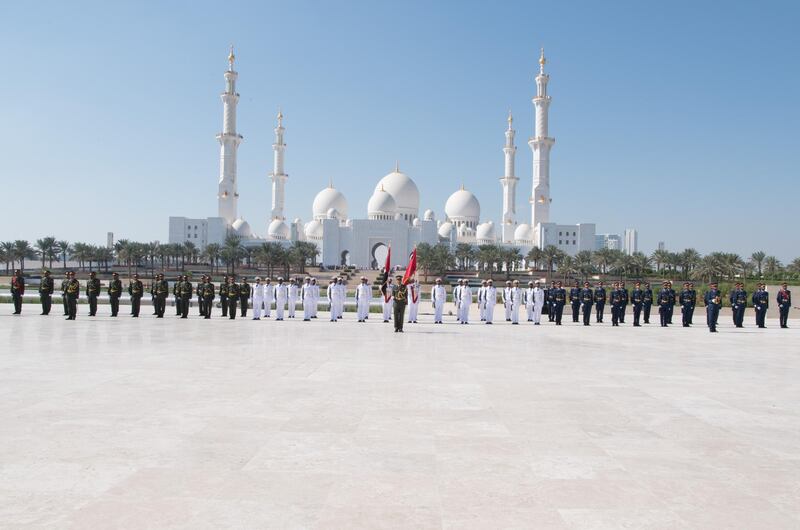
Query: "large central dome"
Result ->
[[374, 166, 419, 220]]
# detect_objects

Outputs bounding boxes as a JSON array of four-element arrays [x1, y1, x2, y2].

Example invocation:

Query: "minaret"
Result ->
[[500, 110, 518, 243], [270, 109, 288, 221], [216, 46, 243, 226], [529, 47, 555, 229]]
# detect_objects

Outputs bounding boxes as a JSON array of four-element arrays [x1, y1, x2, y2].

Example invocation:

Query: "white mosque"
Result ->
[[169, 48, 636, 268]]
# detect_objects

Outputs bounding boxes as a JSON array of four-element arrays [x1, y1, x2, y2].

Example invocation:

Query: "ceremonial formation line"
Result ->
[[7, 269, 795, 334]]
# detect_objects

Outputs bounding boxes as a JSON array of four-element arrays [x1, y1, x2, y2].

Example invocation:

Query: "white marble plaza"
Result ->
[[1, 303, 798, 529]]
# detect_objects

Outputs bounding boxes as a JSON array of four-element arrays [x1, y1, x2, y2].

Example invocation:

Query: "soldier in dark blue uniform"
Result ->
[[642, 282, 653, 324], [777, 282, 792, 328], [704, 282, 722, 332], [665, 281, 676, 324], [631, 281, 644, 326], [729, 282, 747, 328], [687, 283, 697, 324], [553, 281, 566, 325], [657, 281, 672, 327], [618, 281, 629, 323], [679, 282, 694, 327], [610, 282, 623, 326], [569, 281, 581, 323], [580, 281, 593, 326], [752, 283, 769, 328], [594, 281, 606, 323]]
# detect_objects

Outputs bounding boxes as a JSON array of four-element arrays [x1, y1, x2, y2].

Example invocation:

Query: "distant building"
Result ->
[[624, 228, 638, 255], [596, 233, 622, 251], [658, 241, 665, 251], [107, 232, 114, 249], [168, 217, 227, 249]]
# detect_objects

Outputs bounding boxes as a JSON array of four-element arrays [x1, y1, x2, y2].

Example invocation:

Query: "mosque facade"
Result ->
[[169, 48, 633, 268]]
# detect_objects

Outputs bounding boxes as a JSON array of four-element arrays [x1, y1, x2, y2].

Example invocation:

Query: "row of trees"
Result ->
[[416, 243, 800, 283], [0, 236, 320, 278]]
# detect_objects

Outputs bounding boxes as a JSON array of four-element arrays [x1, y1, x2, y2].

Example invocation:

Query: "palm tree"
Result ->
[[556, 254, 576, 282], [574, 250, 595, 280], [13, 240, 36, 271], [630, 252, 652, 278], [526, 246, 544, 271], [692, 255, 722, 283], [95, 246, 114, 272], [501, 247, 522, 279], [115, 240, 134, 277], [651, 249, 670, 274], [203, 243, 222, 273], [763, 256, 782, 278], [34, 236, 57, 270], [476, 244, 501, 279], [55, 240, 71, 270], [541, 245, 562, 276], [678, 248, 701, 279], [751, 251, 766, 277], [454, 243, 477, 271], [222, 234, 244, 275], [1, 241, 15, 271], [592, 248, 615, 275]]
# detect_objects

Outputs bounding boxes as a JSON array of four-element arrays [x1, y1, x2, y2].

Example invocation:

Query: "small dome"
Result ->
[[304, 220, 324, 240], [231, 218, 252, 238], [423, 209, 435, 221], [437, 221, 454, 239], [312, 185, 348, 220], [367, 187, 397, 217], [374, 167, 420, 218], [476, 221, 496, 242], [345, 219, 353, 227], [445, 187, 480, 222], [267, 219, 290, 240], [326, 208, 340, 220], [412, 218, 421, 227], [514, 223, 534, 243], [293, 218, 302, 224]]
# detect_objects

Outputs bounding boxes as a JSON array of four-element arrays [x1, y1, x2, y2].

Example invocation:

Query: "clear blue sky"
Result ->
[[2, 0, 798, 261]]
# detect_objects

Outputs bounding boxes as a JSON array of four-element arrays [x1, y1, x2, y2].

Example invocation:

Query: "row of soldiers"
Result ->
[[9, 269, 794, 331]]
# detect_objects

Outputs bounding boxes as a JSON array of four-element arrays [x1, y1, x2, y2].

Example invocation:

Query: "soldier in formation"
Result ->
[[11, 269, 25, 314], [39, 270, 54, 315], [128, 273, 144, 317], [108, 272, 122, 317]]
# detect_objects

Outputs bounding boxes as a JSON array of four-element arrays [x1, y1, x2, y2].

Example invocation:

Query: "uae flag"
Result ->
[[402, 247, 417, 285], [384, 243, 392, 276]]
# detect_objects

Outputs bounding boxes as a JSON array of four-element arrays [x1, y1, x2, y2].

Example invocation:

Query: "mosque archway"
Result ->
[[371, 242, 388, 270], [340, 250, 350, 267]]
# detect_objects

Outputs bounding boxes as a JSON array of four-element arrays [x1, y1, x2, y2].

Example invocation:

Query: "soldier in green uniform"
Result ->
[[155, 273, 169, 318], [219, 274, 229, 317], [86, 271, 101, 316], [227, 276, 239, 319], [150, 277, 158, 315], [108, 272, 123, 317], [65, 271, 80, 320], [202, 277, 215, 319], [239, 277, 251, 317], [39, 270, 54, 315], [60, 274, 70, 315], [180, 275, 193, 318], [392, 275, 408, 332], [128, 273, 144, 317], [173, 275, 183, 316], [11, 269, 25, 314], [197, 275, 206, 317]]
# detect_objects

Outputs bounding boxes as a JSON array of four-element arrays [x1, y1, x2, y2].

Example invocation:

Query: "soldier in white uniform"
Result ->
[[477, 280, 487, 321], [453, 279, 463, 322], [431, 278, 446, 324], [381, 278, 394, 322], [262, 278, 274, 318], [252, 277, 265, 320], [302, 277, 313, 321], [510, 279, 523, 324], [326, 279, 337, 321], [310, 278, 320, 318], [484, 279, 497, 324], [459, 279, 472, 324], [407, 279, 420, 323], [525, 281, 536, 322], [355, 277, 372, 322], [274, 278, 288, 320], [503, 281, 513, 321], [287, 278, 299, 318], [335, 278, 346, 319], [532, 281, 545, 325]]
